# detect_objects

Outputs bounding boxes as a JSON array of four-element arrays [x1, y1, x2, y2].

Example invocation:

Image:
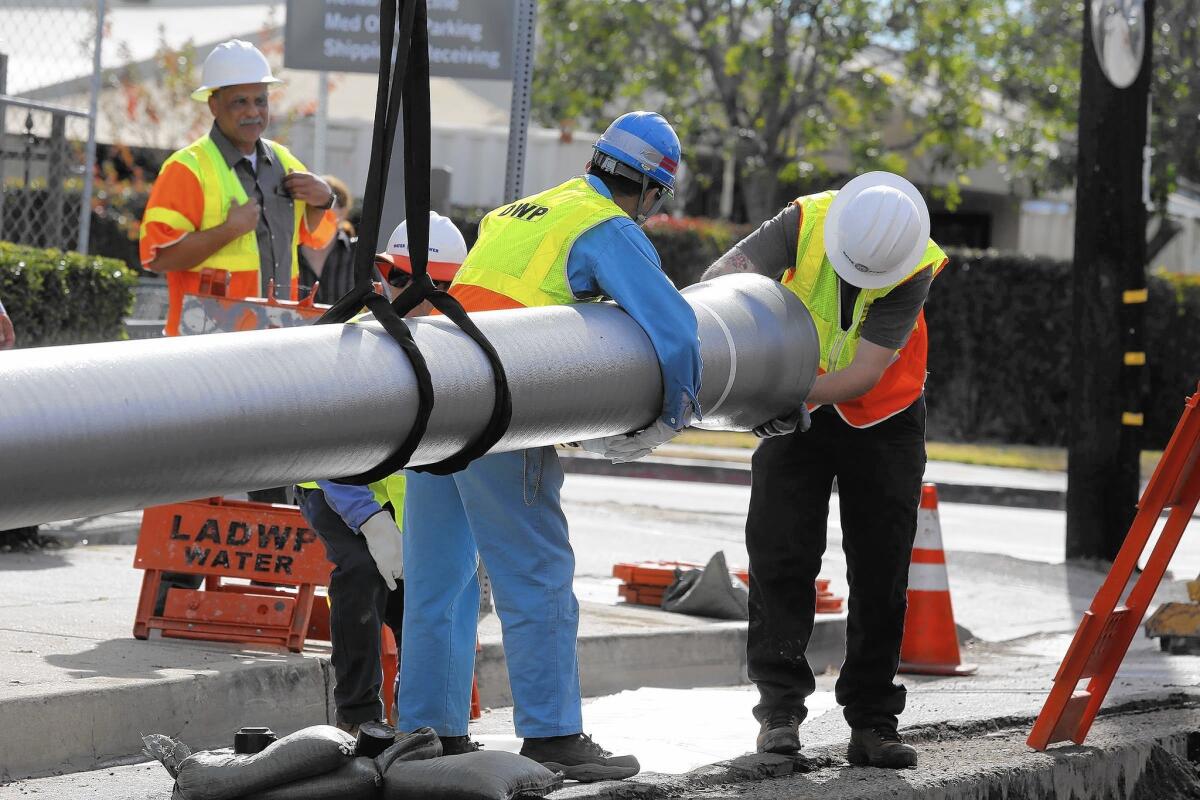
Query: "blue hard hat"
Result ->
[[593, 111, 681, 193]]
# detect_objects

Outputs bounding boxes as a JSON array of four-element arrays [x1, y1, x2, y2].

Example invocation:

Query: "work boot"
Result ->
[[438, 734, 483, 756], [847, 726, 918, 768], [756, 709, 802, 754], [520, 733, 640, 782]]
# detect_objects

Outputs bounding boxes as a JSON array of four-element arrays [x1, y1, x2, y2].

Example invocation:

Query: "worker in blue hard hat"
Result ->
[[397, 111, 703, 781]]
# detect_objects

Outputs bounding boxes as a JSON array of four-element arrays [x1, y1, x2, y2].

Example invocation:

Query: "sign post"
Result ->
[[503, 0, 536, 203]]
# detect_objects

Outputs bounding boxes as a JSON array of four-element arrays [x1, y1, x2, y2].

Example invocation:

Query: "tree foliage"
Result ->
[[532, 0, 1200, 230]]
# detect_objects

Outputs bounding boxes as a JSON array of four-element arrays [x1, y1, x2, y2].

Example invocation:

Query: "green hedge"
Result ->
[[0, 242, 138, 347], [925, 249, 1200, 450]]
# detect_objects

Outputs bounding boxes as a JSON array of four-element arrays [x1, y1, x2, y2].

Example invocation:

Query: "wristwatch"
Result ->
[[317, 188, 337, 210]]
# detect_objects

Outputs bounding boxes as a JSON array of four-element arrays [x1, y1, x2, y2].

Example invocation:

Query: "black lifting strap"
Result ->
[[316, 0, 511, 484]]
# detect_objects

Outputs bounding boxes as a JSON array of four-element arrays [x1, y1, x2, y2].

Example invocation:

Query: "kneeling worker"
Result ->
[[295, 212, 467, 734]]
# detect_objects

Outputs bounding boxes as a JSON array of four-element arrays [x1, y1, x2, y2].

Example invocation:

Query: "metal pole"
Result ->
[[502, 0, 536, 203], [47, 113, 67, 248], [314, 69, 328, 174], [0, 53, 8, 243], [77, 0, 107, 254]]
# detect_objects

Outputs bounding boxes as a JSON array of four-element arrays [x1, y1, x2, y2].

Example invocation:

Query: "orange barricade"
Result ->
[[1027, 382, 1200, 750], [135, 497, 481, 724], [613, 560, 844, 613], [133, 497, 331, 652]]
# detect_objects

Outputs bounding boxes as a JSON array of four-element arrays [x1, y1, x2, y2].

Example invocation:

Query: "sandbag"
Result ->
[[170, 725, 355, 800], [661, 551, 749, 620], [383, 750, 563, 800], [375, 727, 442, 774], [242, 756, 381, 800]]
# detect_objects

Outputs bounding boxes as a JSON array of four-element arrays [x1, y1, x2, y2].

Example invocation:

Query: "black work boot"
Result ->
[[520, 733, 640, 782], [756, 709, 802, 754], [439, 734, 483, 756], [847, 726, 918, 768]]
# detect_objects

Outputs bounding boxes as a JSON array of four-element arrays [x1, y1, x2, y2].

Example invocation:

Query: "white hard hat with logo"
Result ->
[[375, 212, 468, 284], [824, 171, 931, 290], [191, 40, 282, 102]]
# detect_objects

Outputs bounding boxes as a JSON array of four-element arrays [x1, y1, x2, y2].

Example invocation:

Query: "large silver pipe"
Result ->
[[0, 275, 818, 528]]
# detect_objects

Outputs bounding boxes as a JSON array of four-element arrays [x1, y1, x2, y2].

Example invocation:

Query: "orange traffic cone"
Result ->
[[898, 483, 977, 676], [382, 626, 399, 724]]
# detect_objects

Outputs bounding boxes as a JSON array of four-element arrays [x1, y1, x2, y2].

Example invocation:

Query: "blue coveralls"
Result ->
[[398, 175, 703, 737]]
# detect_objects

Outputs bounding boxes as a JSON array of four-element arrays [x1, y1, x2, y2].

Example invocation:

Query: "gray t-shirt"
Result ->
[[735, 203, 934, 350]]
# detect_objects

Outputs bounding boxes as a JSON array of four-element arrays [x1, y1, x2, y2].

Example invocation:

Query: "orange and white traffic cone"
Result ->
[[898, 483, 977, 676]]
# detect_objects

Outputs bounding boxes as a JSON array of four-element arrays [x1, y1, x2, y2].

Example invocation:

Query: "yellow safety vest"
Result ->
[[297, 474, 407, 529], [782, 191, 946, 373], [452, 177, 626, 308], [781, 191, 948, 427], [141, 134, 307, 278]]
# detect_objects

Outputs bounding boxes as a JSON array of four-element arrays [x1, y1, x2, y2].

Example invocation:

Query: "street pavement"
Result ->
[[2, 463, 1199, 797]]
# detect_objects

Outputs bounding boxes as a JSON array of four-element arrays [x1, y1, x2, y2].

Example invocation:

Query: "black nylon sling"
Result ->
[[316, 0, 512, 484]]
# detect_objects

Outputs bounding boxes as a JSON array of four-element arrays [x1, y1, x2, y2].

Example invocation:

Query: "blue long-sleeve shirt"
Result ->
[[567, 175, 703, 428], [316, 177, 704, 529], [316, 480, 383, 531]]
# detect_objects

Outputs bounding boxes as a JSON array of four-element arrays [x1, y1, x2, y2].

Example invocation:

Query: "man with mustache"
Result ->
[[139, 39, 337, 339]]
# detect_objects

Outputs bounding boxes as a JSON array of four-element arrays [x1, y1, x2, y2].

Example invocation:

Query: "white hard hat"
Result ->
[[376, 212, 468, 283], [192, 40, 282, 102], [824, 171, 931, 290]]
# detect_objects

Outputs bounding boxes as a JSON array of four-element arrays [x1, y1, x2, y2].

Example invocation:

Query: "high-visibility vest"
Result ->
[[141, 134, 307, 278], [451, 177, 625, 311], [781, 191, 948, 428], [296, 473, 407, 528]]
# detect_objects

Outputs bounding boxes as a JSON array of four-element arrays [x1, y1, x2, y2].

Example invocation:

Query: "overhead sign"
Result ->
[[284, 0, 516, 80]]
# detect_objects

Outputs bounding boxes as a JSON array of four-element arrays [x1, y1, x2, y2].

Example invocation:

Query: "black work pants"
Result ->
[[298, 486, 404, 726], [746, 397, 926, 730]]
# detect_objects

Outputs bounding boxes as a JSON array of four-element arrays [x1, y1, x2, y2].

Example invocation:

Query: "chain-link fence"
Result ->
[[0, 1, 102, 252]]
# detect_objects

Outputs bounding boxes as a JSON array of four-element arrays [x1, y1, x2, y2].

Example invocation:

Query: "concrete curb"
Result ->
[[0, 616, 846, 781], [0, 656, 334, 781], [559, 451, 1067, 510], [476, 616, 846, 709]]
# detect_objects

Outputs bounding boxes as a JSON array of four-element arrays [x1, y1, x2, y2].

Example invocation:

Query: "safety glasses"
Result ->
[[388, 270, 451, 293]]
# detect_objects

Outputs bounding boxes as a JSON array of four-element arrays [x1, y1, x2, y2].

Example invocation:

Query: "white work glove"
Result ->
[[578, 422, 672, 464], [360, 511, 404, 591], [753, 406, 812, 439], [580, 396, 694, 463], [604, 418, 681, 463]]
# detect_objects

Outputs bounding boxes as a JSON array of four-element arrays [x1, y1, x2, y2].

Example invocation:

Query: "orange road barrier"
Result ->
[[135, 498, 480, 724], [898, 484, 978, 676], [612, 560, 844, 613], [133, 497, 331, 652], [1028, 383, 1200, 751], [180, 270, 330, 335]]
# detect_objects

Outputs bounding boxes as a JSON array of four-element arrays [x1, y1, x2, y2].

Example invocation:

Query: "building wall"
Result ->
[[1016, 195, 1200, 275], [286, 117, 597, 212]]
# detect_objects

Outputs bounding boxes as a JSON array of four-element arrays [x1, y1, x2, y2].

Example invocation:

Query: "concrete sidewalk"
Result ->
[[4, 465, 1198, 795], [0, 543, 846, 781]]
